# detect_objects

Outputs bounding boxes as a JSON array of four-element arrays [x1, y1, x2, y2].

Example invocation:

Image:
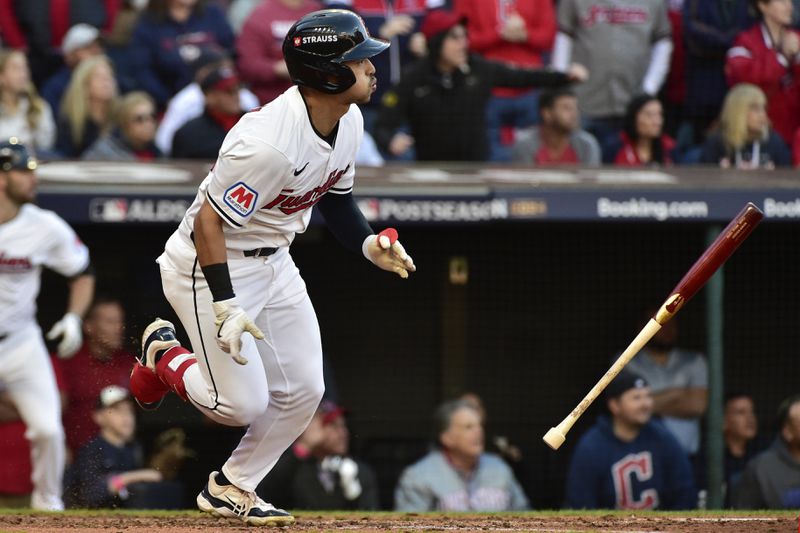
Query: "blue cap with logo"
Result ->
[[0, 137, 37, 172]]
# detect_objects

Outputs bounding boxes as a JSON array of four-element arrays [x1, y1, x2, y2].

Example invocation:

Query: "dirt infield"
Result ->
[[0, 510, 796, 533]]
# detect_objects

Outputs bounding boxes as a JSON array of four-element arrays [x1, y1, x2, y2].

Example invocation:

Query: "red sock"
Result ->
[[155, 346, 197, 402], [129, 364, 168, 404]]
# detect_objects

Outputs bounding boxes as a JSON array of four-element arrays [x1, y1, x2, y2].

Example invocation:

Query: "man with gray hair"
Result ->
[[394, 399, 529, 511]]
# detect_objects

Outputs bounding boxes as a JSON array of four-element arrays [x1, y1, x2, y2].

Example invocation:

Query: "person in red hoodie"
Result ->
[[726, 0, 800, 145], [609, 94, 676, 167], [455, 0, 556, 162]]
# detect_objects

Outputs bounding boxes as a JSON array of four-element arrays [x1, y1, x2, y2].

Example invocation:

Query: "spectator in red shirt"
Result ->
[[512, 88, 600, 165], [57, 298, 134, 454], [608, 94, 676, 167], [455, 0, 557, 162], [726, 0, 800, 145], [236, 0, 322, 106]]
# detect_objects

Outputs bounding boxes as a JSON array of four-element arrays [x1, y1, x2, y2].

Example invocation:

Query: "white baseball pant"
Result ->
[[157, 233, 325, 492], [0, 324, 65, 510]]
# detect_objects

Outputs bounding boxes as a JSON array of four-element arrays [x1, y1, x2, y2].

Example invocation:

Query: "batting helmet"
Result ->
[[0, 137, 37, 172], [282, 9, 389, 94]]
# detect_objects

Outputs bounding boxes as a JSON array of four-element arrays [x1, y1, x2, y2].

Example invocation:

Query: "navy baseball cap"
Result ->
[[0, 138, 37, 172], [605, 370, 648, 400]]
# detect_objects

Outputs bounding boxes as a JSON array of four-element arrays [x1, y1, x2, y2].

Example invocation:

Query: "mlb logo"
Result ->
[[224, 182, 259, 217], [293, 36, 302, 47]]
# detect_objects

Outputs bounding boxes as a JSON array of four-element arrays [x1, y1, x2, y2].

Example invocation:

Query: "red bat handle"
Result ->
[[654, 202, 764, 325]]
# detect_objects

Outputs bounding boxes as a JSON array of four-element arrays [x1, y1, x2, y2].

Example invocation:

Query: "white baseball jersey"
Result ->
[[176, 86, 362, 252], [0, 204, 89, 332]]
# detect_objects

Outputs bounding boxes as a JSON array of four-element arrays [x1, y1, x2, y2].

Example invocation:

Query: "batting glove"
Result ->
[[362, 228, 416, 279], [46, 312, 83, 358], [212, 298, 264, 365]]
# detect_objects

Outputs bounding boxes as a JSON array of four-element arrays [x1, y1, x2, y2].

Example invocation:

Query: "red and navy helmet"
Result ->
[[282, 9, 389, 94]]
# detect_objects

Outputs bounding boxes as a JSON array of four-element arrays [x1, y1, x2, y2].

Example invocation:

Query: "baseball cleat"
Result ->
[[196, 471, 295, 526], [139, 318, 180, 371], [129, 362, 168, 410]]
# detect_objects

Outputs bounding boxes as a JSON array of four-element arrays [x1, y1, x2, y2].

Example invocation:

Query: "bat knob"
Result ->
[[543, 427, 566, 450]]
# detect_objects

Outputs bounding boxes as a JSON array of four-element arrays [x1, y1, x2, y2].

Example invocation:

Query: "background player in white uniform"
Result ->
[[129, 10, 415, 526], [0, 138, 94, 510]]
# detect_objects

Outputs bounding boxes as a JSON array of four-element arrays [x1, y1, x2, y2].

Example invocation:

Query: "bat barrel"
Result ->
[[655, 203, 764, 324]]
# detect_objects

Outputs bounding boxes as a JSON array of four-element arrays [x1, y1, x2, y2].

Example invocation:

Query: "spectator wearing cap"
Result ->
[[171, 65, 244, 159], [565, 371, 696, 510], [236, 0, 321, 106], [395, 398, 529, 512], [0, 49, 56, 153], [12, 1, 118, 86], [41, 24, 105, 118], [64, 386, 168, 509], [267, 400, 380, 510], [374, 9, 583, 162], [56, 55, 119, 158], [54, 298, 136, 454], [551, 0, 672, 149], [726, 0, 800, 145], [454, 0, 557, 161], [130, 0, 235, 106], [733, 394, 800, 509], [83, 92, 162, 161], [512, 88, 600, 166], [155, 47, 258, 155]]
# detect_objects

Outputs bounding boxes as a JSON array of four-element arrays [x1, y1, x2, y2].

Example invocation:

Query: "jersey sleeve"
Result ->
[[42, 213, 90, 277], [205, 135, 292, 228], [557, 0, 578, 36]]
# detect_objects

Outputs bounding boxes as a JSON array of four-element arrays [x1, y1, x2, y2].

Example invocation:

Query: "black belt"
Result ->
[[243, 247, 278, 258], [0, 334, 7, 342]]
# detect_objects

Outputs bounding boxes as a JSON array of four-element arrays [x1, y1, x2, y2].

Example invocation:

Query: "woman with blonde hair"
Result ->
[[83, 91, 162, 161], [699, 83, 791, 169], [56, 55, 119, 158], [0, 49, 56, 152]]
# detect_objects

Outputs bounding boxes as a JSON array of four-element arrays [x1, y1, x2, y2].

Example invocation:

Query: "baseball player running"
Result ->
[[130, 10, 414, 526], [0, 138, 95, 510]]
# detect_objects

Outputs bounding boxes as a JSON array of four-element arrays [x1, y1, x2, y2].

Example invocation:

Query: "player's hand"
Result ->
[[379, 14, 415, 39], [212, 299, 264, 365], [567, 63, 589, 83], [46, 312, 83, 358], [363, 228, 416, 279]]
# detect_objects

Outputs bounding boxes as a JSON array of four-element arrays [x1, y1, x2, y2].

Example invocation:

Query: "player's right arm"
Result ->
[[193, 200, 265, 365], [194, 135, 291, 364]]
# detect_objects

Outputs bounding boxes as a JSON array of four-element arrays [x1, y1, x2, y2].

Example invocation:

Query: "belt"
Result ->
[[243, 247, 278, 258], [0, 333, 7, 342]]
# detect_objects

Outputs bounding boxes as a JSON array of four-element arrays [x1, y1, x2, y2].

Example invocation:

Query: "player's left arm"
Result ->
[[316, 192, 416, 278], [42, 214, 95, 358]]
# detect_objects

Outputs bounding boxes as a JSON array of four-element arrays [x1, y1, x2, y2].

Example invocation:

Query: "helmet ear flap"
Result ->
[[288, 54, 357, 94]]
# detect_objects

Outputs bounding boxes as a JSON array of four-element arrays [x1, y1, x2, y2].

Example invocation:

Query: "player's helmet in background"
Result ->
[[0, 137, 37, 172], [282, 9, 389, 94]]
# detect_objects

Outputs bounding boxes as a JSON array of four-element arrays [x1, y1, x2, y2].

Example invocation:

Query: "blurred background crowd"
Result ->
[[0, 0, 799, 515]]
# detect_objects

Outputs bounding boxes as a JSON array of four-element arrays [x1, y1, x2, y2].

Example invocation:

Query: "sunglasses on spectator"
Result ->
[[131, 112, 156, 124]]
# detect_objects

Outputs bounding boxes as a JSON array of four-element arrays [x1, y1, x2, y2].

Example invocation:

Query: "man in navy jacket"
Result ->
[[565, 371, 696, 510]]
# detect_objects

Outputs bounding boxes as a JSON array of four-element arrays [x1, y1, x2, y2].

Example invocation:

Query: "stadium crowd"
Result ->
[[0, 0, 798, 168], [1, 0, 800, 515]]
